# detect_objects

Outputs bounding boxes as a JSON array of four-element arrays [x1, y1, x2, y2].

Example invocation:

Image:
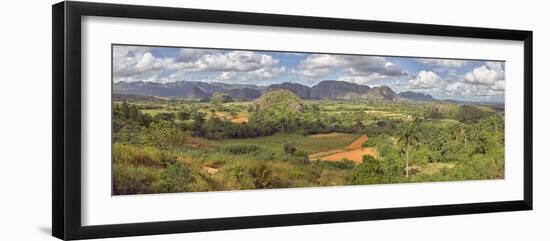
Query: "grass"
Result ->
[[140, 108, 173, 116], [422, 118, 462, 128], [215, 111, 249, 123], [418, 162, 456, 175], [224, 132, 360, 154]]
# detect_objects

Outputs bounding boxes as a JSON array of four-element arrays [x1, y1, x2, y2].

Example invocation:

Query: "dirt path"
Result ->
[[202, 166, 219, 175], [230, 116, 248, 124], [309, 149, 347, 159], [309, 134, 377, 163], [346, 135, 369, 149], [319, 148, 378, 163]]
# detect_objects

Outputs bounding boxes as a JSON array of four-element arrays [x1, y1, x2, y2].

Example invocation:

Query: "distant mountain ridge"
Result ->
[[398, 91, 435, 102], [266, 81, 402, 101], [113, 80, 436, 102], [113, 80, 263, 101], [267, 82, 311, 99]]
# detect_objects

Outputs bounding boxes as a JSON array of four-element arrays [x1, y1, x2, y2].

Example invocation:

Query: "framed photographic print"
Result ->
[[52, 1, 533, 240]]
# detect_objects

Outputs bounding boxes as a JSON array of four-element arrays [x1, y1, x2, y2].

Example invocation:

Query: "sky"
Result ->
[[113, 45, 505, 102]]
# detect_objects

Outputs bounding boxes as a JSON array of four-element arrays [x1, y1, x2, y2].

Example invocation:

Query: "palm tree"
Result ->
[[453, 127, 468, 148], [397, 122, 419, 178]]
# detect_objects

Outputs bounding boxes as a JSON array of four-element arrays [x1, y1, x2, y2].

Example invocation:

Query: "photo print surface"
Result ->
[[112, 44, 505, 195]]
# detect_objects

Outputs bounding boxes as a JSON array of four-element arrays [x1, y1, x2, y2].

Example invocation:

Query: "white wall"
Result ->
[[0, 0, 547, 240]]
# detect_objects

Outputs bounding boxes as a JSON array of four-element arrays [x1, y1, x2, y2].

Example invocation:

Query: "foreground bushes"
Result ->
[[150, 164, 195, 193], [112, 164, 161, 195], [222, 162, 291, 190], [112, 103, 504, 193], [113, 162, 199, 195], [113, 143, 163, 166], [347, 155, 385, 185], [223, 144, 259, 155]]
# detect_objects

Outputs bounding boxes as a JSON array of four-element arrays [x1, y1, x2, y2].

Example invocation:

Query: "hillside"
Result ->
[[398, 91, 435, 101], [254, 89, 304, 112], [365, 86, 400, 101], [113, 81, 262, 101], [309, 80, 371, 99], [266, 82, 310, 99], [114, 80, 436, 102]]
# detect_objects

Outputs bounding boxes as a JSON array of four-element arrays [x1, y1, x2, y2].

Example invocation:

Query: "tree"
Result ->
[[456, 105, 490, 123], [177, 110, 191, 121], [283, 142, 297, 155], [192, 112, 206, 132], [155, 112, 175, 122], [210, 92, 233, 105], [458, 127, 468, 148], [152, 163, 194, 193], [120, 101, 130, 119], [147, 122, 188, 165], [203, 116, 228, 140], [347, 155, 385, 185], [397, 122, 419, 177], [249, 163, 273, 189]]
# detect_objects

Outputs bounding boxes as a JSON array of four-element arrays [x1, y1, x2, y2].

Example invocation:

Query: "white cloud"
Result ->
[[439, 61, 504, 99], [295, 54, 407, 82], [409, 70, 443, 89], [464, 65, 501, 85], [135, 52, 158, 71], [485, 61, 504, 72], [461, 61, 505, 92], [445, 81, 503, 97], [295, 54, 343, 79], [301, 68, 332, 78], [300, 54, 343, 70], [176, 48, 217, 62], [445, 82, 464, 93], [250, 66, 286, 79], [341, 56, 406, 76], [417, 59, 466, 68], [491, 80, 505, 91], [113, 46, 286, 83], [337, 73, 387, 85], [194, 51, 279, 72], [113, 49, 167, 80]]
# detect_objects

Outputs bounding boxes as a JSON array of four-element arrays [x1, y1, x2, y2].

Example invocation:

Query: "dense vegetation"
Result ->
[[112, 90, 505, 195]]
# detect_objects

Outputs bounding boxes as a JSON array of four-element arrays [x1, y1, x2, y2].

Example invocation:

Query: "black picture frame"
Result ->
[[52, 1, 533, 240]]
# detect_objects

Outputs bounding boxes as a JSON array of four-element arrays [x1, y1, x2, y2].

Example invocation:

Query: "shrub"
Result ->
[[113, 143, 162, 166], [292, 150, 310, 164], [210, 92, 233, 104], [456, 105, 491, 123], [347, 155, 385, 185], [146, 122, 188, 151], [277, 150, 309, 164], [222, 164, 254, 189], [154, 112, 175, 122], [112, 164, 160, 195], [177, 110, 191, 121], [249, 163, 273, 189], [319, 160, 355, 170], [283, 142, 297, 155], [224, 144, 259, 155], [222, 162, 285, 189], [151, 163, 195, 193]]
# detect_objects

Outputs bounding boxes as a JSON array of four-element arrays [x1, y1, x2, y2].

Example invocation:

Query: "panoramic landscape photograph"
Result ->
[[112, 44, 505, 195]]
